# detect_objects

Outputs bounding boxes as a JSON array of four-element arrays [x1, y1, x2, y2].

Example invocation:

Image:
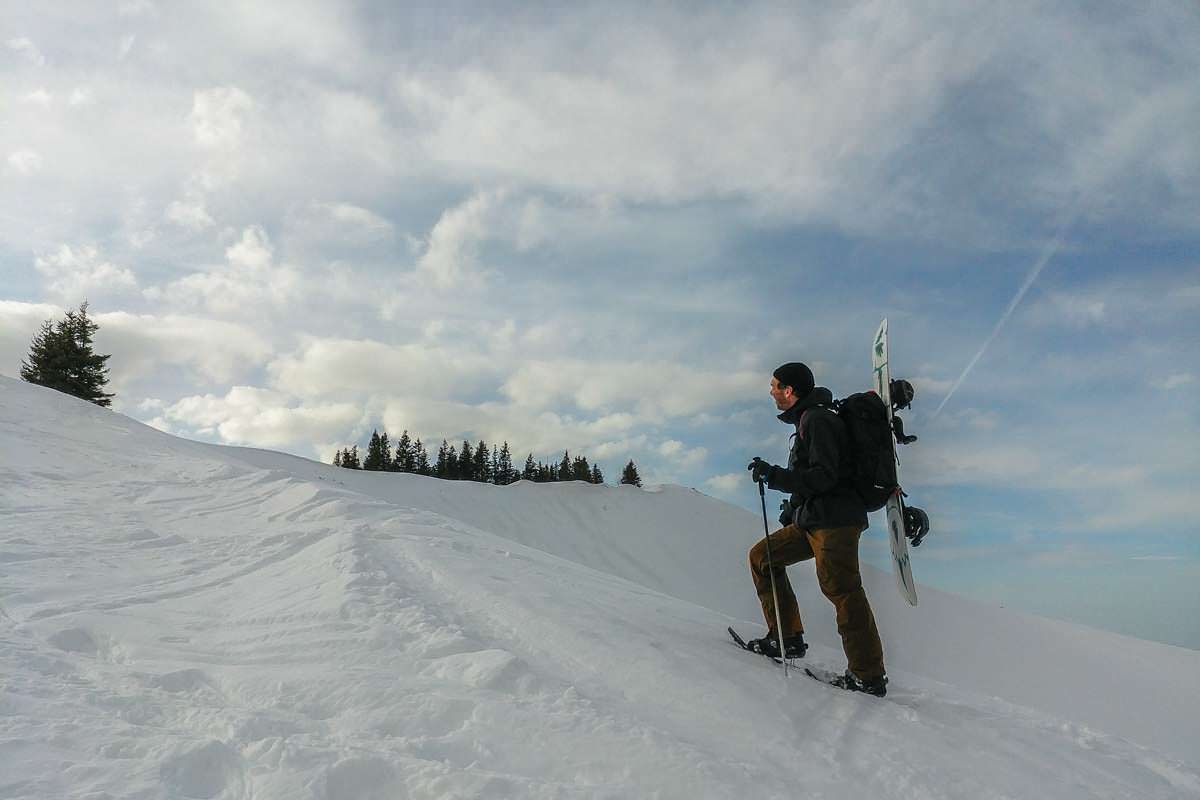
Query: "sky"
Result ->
[[2, 2, 1198, 648]]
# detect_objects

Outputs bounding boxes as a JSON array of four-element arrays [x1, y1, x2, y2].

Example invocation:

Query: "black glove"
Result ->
[[778, 499, 794, 526], [747, 457, 775, 484]]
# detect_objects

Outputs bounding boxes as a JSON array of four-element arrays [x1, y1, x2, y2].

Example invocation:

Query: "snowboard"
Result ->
[[873, 319, 918, 606]]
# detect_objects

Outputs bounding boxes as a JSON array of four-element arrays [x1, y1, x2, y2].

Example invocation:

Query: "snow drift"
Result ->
[[1, 375, 1197, 799]]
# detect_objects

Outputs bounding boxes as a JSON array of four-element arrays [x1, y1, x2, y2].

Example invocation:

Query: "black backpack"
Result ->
[[829, 392, 897, 512]]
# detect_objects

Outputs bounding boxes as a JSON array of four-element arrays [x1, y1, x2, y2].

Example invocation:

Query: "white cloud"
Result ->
[[34, 245, 138, 303], [416, 189, 507, 289], [1156, 373, 1195, 391], [165, 195, 215, 231], [191, 87, 254, 150], [96, 311, 273, 386], [268, 337, 501, 400], [705, 473, 742, 492], [68, 87, 94, 106], [6, 37, 45, 67], [285, 201, 394, 246], [20, 89, 53, 107], [165, 386, 361, 449], [147, 226, 299, 314], [502, 360, 760, 419], [7, 149, 43, 175], [659, 439, 708, 468]]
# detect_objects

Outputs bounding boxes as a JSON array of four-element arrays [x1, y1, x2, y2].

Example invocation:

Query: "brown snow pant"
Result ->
[[748, 523, 885, 680]]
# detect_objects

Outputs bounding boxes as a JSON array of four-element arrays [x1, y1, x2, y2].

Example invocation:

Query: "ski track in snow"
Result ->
[[1, 377, 1198, 799]]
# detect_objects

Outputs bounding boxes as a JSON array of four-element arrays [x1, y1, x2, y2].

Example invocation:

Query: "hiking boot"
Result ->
[[833, 670, 888, 697], [747, 632, 808, 659]]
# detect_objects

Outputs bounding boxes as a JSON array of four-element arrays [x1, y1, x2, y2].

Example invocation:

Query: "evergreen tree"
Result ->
[[620, 460, 642, 487], [394, 430, 414, 473], [459, 440, 474, 481], [363, 430, 384, 470], [414, 439, 431, 476], [497, 442, 514, 485], [572, 455, 591, 482], [379, 432, 392, 471], [345, 445, 361, 469], [333, 450, 343, 468], [473, 439, 491, 483], [20, 302, 115, 407], [435, 440, 450, 478], [490, 444, 500, 484], [447, 444, 459, 479], [590, 464, 604, 484], [558, 451, 572, 482]]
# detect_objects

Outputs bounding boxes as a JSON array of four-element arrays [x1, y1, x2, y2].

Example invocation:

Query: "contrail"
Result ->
[[933, 218, 1074, 417]]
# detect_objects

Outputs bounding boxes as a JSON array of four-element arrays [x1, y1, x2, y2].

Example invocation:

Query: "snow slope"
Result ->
[[1, 376, 1198, 799]]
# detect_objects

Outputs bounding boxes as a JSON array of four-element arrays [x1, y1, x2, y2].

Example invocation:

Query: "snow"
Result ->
[[1, 375, 1198, 799]]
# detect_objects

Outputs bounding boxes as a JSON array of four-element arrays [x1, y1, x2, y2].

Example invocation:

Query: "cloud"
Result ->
[[705, 473, 742, 492], [285, 201, 395, 247], [6, 37, 45, 67], [95, 311, 273, 387], [502, 360, 760, 419], [1155, 373, 1195, 391], [7, 149, 43, 175], [165, 386, 361, 448], [658, 439, 708, 468], [20, 89, 52, 107], [191, 87, 254, 150], [146, 226, 300, 314], [164, 195, 215, 231], [268, 336, 502, 400], [416, 188, 507, 289], [34, 245, 138, 303]]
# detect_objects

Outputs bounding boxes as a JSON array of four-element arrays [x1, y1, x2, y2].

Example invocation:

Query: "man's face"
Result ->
[[770, 377, 797, 411]]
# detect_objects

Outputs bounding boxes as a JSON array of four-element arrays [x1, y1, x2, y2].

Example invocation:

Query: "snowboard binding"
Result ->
[[904, 505, 931, 547], [890, 380, 919, 445]]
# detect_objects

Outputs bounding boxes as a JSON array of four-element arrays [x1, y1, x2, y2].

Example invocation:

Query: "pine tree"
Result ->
[[490, 444, 500, 484], [20, 302, 115, 407], [435, 440, 450, 478], [473, 439, 490, 483], [459, 440, 474, 481], [498, 442, 514, 485], [558, 451, 572, 482], [447, 444, 459, 479], [414, 439, 431, 476], [333, 450, 343, 468], [379, 432, 392, 471], [572, 455, 591, 482], [394, 430, 414, 473], [522, 453, 537, 482], [345, 445, 361, 469], [591, 464, 604, 484], [620, 460, 642, 487], [363, 430, 384, 470]]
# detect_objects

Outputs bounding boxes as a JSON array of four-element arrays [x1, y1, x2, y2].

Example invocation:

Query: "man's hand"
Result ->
[[747, 457, 775, 484]]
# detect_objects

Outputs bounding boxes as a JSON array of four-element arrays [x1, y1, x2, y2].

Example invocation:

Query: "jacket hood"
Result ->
[[777, 386, 833, 424]]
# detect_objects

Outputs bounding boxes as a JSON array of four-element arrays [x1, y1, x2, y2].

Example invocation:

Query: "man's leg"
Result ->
[[808, 526, 885, 679], [748, 524, 813, 638]]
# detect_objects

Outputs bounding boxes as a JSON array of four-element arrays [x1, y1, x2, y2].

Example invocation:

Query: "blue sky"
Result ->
[[2, 2, 1198, 648]]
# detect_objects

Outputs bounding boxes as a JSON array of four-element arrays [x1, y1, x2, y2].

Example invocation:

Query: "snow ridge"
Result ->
[[1, 376, 1197, 799]]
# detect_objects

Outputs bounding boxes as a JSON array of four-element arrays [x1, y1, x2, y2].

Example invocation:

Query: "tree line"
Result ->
[[333, 430, 644, 487], [15, 303, 648, 490]]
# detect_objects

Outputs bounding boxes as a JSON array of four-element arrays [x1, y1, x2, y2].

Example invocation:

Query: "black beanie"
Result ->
[[773, 362, 814, 397]]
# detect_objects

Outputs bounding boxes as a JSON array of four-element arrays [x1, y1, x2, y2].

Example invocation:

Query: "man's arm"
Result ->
[[767, 414, 842, 497]]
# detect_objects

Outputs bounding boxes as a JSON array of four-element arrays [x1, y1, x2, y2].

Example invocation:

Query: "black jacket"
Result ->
[[768, 387, 869, 531]]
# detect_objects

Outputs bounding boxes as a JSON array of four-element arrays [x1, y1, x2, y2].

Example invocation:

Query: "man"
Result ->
[[745, 361, 887, 696]]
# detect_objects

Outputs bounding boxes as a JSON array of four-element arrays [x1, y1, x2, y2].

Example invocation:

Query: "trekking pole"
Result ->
[[757, 478, 789, 676]]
